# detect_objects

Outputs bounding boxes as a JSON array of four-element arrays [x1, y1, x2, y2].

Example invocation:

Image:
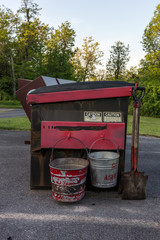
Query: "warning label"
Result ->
[[103, 112, 122, 122], [84, 111, 102, 122]]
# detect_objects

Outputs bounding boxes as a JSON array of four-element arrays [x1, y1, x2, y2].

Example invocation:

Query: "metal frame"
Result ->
[[27, 86, 133, 104]]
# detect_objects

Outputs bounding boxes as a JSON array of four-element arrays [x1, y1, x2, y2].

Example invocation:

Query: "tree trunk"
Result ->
[[10, 55, 16, 99]]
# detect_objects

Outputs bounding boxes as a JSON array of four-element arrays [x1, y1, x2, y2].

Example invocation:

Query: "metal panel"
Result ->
[[17, 76, 76, 120], [16, 76, 46, 120], [27, 86, 133, 104], [41, 76, 75, 86], [18, 78, 32, 90], [41, 121, 125, 150]]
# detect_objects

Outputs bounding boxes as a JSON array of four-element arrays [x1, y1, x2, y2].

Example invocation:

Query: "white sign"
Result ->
[[103, 112, 122, 123], [84, 111, 102, 122]]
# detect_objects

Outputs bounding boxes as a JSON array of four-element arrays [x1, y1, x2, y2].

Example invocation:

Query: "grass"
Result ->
[[0, 115, 159, 137], [0, 117, 30, 131], [127, 115, 160, 137], [0, 100, 22, 109]]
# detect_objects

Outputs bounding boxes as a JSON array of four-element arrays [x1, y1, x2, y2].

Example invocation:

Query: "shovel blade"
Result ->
[[119, 172, 148, 200]]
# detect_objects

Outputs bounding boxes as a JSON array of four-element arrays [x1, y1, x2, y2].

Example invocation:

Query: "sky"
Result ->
[[0, 0, 159, 69]]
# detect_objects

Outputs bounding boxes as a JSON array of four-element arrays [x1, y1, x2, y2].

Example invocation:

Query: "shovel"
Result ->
[[119, 86, 148, 200]]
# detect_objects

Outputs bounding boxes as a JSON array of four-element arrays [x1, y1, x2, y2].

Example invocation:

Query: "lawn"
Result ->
[[127, 115, 160, 137], [0, 117, 30, 131], [0, 115, 159, 137]]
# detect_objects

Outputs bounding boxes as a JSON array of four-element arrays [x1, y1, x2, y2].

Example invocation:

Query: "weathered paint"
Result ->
[[52, 182, 86, 194], [51, 175, 86, 185], [49, 158, 89, 202], [52, 192, 85, 202], [27, 86, 133, 104], [41, 121, 125, 150]]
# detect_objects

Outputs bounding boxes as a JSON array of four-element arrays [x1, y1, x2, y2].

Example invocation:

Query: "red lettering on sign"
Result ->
[[104, 173, 117, 181], [112, 163, 118, 169]]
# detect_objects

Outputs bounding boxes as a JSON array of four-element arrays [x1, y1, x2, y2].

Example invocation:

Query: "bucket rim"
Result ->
[[49, 157, 89, 171], [88, 151, 119, 160]]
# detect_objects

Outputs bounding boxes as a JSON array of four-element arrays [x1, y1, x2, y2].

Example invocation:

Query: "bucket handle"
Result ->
[[50, 135, 88, 162], [89, 137, 119, 154]]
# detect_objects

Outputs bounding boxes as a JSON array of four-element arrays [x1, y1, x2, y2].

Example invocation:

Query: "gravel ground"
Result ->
[[0, 130, 160, 240]]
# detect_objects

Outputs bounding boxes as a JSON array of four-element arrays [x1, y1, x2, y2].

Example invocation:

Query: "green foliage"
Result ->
[[72, 36, 104, 82], [17, 0, 41, 22], [137, 4, 160, 117], [0, 1, 76, 98], [126, 65, 160, 117], [142, 4, 160, 67], [0, 100, 22, 108], [138, 66, 160, 117], [106, 41, 130, 80], [15, 18, 49, 79], [0, 7, 15, 79], [44, 21, 76, 79]]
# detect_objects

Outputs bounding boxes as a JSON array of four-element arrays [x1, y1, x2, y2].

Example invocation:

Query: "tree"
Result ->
[[72, 36, 104, 82], [106, 41, 130, 80], [15, 0, 49, 79], [90, 69, 106, 81], [0, 6, 17, 98], [44, 21, 76, 79], [125, 66, 140, 83], [139, 4, 160, 117], [15, 18, 49, 78], [17, 0, 41, 23], [142, 4, 160, 67]]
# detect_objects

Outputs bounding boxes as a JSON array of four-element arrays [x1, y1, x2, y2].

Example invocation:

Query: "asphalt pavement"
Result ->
[[0, 109, 26, 118], [0, 130, 160, 240]]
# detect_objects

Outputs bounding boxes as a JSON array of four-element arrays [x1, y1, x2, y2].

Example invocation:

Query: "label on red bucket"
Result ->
[[51, 174, 86, 186], [52, 191, 85, 202]]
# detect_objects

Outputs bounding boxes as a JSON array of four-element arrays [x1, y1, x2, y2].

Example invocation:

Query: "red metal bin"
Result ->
[[27, 80, 136, 189]]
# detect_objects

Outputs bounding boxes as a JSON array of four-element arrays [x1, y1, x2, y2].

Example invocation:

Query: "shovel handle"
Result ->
[[131, 85, 145, 172], [133, 107, 140, 172], [131, 86, 145, 106], [132, 93, 141, 173], [131, 106, 136, 170]]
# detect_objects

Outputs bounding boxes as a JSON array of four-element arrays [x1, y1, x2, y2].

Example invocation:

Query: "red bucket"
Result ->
[[49, 157, 89, 202]]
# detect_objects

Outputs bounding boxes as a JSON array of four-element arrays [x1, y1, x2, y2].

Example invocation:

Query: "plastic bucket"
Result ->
[[49, 158, 89, 202], [88, 138, 119, 188]]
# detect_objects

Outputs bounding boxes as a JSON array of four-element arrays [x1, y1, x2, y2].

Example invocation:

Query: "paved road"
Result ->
[[0, 109, 26, 118], [0, 130, 160, 240]]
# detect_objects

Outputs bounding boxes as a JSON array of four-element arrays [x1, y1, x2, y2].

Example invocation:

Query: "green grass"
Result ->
[[127, 115, 160, 137], [0, 100, 22, 109], [0, 117, 30, 130], [0, 115, 159, 137]]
